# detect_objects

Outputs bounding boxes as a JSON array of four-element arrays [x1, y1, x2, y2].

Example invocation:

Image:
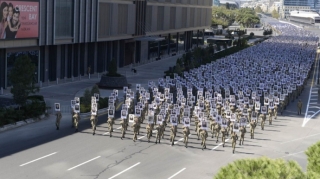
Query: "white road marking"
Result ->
[[138, 135, 145, 139], [20, 152, 57, 166], [103, 127, 121, 136], [212, 139, 230, 150], [281, 151, 305, 158], [167, 168, 186, 179], [138, 130, 157, 140], [303, 53, 320, 127], [281, 132, 320, 144], [67, 156, 101, 171], [108, 162, 141, 179], [173, 134, 191, 145]]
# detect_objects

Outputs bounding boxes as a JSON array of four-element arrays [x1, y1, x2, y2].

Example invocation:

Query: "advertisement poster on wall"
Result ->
[[0, 0, 39, 39]]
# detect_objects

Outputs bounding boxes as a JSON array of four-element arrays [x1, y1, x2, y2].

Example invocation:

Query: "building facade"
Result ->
[[0, 0, 212, 89]]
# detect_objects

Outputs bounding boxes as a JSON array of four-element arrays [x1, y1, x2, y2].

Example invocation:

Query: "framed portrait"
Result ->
[[71, 100, 76, 108], [148, 115, 154, 124], [170, 115, 177, 125], [129, 114, 135, 123], [121, 110, 127, 119], [183, 117, 190, 127], [55, 103, 61, 112], [94, 93, 100, 102], [108, 109, 115, 118], [135, 108, 141, 117], [75, 97, 80, 104], [74, 104, 80, 113], [157, 115, 164, 124], [261, 106, 267, 114], [233, 122, 240, 132]]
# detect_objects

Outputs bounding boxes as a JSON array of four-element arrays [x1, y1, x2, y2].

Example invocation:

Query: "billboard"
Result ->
[[0, 0, 39, 40]]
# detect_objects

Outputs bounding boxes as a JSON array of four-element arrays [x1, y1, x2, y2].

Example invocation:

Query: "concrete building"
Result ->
[[279, 0, 312, 18], [0, 0, 212, 89]]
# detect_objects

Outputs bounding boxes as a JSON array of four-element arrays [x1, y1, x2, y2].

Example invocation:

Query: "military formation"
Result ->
[[55, 22, 318, 153]]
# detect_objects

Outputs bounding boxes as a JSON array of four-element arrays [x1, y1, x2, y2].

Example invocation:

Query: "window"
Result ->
[[55, 0, 73, 37], [157, 6, 164, 31]]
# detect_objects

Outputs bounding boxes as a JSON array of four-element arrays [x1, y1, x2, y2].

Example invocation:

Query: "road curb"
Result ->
[[0, 114, 47, 133]]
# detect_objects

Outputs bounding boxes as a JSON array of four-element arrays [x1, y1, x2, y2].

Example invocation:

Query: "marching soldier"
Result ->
[[182, 126, 190, 148], [231, 131, 239, 154], [155, 123, 163, 144], [73, 112, 80, 132], [280, 101, 285, 115], [248, 107, 252, 122], [120, 119, 127, 140], [221, 127, 227, 147], [215, 123, 221, 143], [297, 100, 302, 115], [274, 105, 278, 120], [90, 114, 98, 135], [170, 124, 177, 146], [268, 108, 273, 125], [250, 119, 257, 139], [146, 123, 152, 142], [107, 117, 114, 137], [132, 119, 139, 142], [239, 125, 246, 145], [260, 113, 266, 130], [55, 111, 62, 130], [194, 117, 199, 132], [71, 109, 75, 128], [200, 129, 208, 150], [210, 120, 217, 138]]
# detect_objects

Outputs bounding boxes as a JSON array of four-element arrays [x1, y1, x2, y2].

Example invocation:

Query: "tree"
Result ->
[[305, 141, 320, 176], [8, 55, 39, 106], [254, 6, 263, 13], [107, 58, 120, 77], [272, 9, 280, 19], [214, 157, 305, 179], [91, 85, 100, 97], [226, 2, 230, 10]]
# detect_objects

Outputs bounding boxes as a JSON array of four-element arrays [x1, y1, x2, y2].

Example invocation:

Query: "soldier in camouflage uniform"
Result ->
[[200, 129, 208, 150], [260, 113, 266, 130], [90, 114, 98, 135], [170, 124, 177, 146], [250, 119, 257, 139], [239, 125, 246, 145], [73, 112, 80, 132], [268, 108, 273, 125], [182, 126, 190, 148], [120, 119, 127, 140], [132, 119, 139, 142], [146, 123, 152, 142], [231, 132, 239, 154], [273, 105, 278, 120], [210, 119, 217, 138], [221, 127, 227, 147], [215, 123, 221, 143], [55, 111, 62, 130], [107, 117, 114, 137]]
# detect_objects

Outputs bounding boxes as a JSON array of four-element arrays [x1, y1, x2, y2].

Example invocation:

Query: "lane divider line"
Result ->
[[108, 162, 141, 179], [67, 156, 101, 171], [167, 168, 186, 179], [20, 152, 58, 167]]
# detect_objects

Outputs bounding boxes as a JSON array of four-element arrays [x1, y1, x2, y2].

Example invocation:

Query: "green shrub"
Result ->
[[91, 85, 100, 97], [305, 141, 320, 175], [214, 157, 305, 179], [98, 97, 109, 109], [80, 104, 90, 113]]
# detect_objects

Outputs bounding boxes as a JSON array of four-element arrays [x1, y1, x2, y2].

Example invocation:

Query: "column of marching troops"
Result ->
[[55, 22, 319, 153]]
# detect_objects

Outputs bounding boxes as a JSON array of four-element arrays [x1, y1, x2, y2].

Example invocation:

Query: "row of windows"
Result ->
[[149, 0, 212, 6], [55, 0, 73, 37], [146, 6, 209, 32]]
